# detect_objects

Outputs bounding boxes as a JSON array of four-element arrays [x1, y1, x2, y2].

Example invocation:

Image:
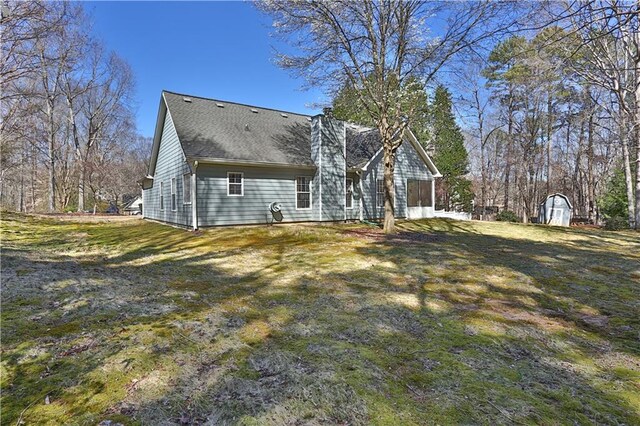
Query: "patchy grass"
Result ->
[[1, 211, 639, 425]]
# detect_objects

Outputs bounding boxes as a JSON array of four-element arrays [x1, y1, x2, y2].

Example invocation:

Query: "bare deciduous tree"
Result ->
[[259, 1, 521, 233]]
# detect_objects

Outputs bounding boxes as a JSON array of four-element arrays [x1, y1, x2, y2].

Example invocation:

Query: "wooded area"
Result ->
[[261, 0, 639, 230], [0, 2, 149, 213], [459, 2, 639, 228], [1, 1, 638, 230]]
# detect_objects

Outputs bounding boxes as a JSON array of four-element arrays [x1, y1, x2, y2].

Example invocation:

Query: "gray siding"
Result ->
[[196, 165, 317, 226], [311, 118, 321, 221], [142, 110, 193, 227], [361, 141, 433, 220], [318, 117, 346, 221], [144, 107, 436, 227]]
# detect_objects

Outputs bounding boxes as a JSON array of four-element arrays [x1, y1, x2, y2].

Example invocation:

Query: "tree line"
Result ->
[[260, 0, 639, 231], [1, 1, 149, 213], [460, 2, 639, 228]]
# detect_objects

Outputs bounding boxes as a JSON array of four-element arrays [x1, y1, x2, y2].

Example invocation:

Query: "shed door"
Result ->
[[549, 208, 563, 226], [407, 179, 433, 219]]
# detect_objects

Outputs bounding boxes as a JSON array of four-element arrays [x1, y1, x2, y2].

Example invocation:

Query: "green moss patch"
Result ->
[[2, 213, 639, 424]]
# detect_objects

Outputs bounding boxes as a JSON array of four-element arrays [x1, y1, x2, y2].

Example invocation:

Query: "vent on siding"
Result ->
[[216, 103, 225, 108], [183, 97, 192, 103]]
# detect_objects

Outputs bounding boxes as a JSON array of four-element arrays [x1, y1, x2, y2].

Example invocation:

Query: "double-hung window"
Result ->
[[183, 173, 192, 204], [346, 178, 353, 209], [376, 180, 384, 207], [296, 176, 311, 209], [227, 172, 243, 196], [171, 178, 177, 210], [159, 181, 164, 210]]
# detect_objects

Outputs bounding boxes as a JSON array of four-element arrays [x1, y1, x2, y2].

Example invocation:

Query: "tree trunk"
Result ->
[[620, 114, 635, 228], [586, 107, 596, 223], [474, 90, 487, 210], [616, 105, 636, 228], [78, 162, 85, 212], [382, 146, 396, 234], [31, 143, 37, 212], [46, 96, 56, 212], [503, 103, 514, 211], [635, 55, 640, 230], [19, 139, 25, 212], [546, 92, 553, 196]]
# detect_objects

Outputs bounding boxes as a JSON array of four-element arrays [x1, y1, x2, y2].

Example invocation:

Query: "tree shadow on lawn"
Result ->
[[368, 221, 639, 351], [1, 224, 368, 424], [3, 217, 639, 425]]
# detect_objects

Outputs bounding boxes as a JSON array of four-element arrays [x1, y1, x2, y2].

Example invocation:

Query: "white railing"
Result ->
[[432, 210, 472, 221]]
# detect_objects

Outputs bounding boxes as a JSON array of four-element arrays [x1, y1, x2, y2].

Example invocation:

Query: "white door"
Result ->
[[549, 208, 563, 225], [406, 179, 433, 219]]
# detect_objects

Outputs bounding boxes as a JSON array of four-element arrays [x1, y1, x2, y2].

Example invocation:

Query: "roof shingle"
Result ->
[[163, 91, 382, 169]]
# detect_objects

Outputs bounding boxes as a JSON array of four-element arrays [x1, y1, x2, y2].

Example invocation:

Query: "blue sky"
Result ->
[[87, 1, 326, 137]]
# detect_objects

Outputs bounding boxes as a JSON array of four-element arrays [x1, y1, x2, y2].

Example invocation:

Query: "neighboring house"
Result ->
[[123, 195, 143, 215], [538, 193, 573, 226], [141, 91, 441, 229]]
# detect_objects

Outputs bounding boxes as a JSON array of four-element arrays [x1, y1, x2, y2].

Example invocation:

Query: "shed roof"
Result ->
[[540, 193, 573, 209]]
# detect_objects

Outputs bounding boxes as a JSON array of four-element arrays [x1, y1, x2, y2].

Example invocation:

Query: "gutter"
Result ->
[[343, 122, 347, 221], [192, 160, 198, 231], [188, 157, 316, 170], [318, 118, 323, 222], [357, 170, 364, 222]]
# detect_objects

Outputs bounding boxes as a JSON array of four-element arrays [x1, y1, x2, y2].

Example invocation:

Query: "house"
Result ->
[[538, 193, 573, 226], [123, 195, 143, 215], [141, 91, 441, 229]]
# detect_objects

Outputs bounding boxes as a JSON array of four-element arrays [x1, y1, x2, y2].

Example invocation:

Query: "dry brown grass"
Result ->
[[1, 212, 639, 425]]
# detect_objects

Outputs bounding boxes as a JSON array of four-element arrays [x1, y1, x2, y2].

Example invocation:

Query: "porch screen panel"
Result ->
[[407, 180, 420, 207], [420, 180, 432, 207]]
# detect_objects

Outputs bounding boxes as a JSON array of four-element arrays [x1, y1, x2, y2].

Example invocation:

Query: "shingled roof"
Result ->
[[163, 91, 315, 166], [159, 91, 394, 170], [345, 125, 382, 168]]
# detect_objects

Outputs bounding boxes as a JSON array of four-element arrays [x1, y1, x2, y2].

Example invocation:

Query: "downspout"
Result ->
[[318, 118, 323, 222], [358, 170, 364, 221], [343, 122, 347, 222], [192, 160, 198, 231], [431, 179, 435, 217]]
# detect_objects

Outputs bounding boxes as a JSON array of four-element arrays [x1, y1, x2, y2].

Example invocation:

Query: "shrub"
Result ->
[[496, 210, 520, 223], [604, 216, 629, 231]]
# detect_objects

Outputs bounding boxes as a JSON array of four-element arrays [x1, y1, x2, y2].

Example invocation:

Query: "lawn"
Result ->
[[1, 212, 639, 425]]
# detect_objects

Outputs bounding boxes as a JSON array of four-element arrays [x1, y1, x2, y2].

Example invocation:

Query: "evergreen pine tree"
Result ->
[[430, 85, 474, 211]]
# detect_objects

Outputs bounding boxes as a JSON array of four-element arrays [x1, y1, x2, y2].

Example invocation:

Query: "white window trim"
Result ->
[[295, 176, 312, 210], [346, 178, 354, 210], [227, 172, 244, 196], [376, 179, 384, 208], [171, 177, 177, 211], [159, 181, 165, 211], [183, 173, 192, 204]]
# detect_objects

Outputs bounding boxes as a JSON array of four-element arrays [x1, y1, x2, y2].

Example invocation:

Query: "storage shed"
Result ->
[[538, 193, 573, 226]]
